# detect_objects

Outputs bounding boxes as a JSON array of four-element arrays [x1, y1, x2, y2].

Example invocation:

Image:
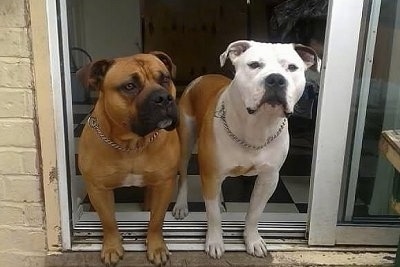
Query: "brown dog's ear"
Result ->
[[149, 51, 177, 79], [76, 59, 114, 90], [294, 44, 319, 72]]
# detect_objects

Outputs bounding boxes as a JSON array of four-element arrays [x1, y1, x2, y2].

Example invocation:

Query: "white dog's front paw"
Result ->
[[172, 203, 188, 220], [205, 232, 225, 259], [244, 232, 268, 257]]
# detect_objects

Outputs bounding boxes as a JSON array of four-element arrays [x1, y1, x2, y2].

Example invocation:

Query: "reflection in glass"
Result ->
[[350, 0, 400, 219]]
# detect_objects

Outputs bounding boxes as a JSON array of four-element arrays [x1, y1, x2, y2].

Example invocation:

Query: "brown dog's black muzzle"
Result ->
[[131, 89, 179, 137], [149, 89, 174, 107]]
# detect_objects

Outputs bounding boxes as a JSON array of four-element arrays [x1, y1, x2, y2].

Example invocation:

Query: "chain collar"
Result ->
[[87, 115, 159, 152], [215, 101, 286, 151]]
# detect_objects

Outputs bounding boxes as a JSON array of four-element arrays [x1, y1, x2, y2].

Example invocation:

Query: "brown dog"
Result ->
[[77, 51, 179, 266]]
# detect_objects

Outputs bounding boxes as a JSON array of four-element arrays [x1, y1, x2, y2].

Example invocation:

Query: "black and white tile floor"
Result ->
[[73, 103, 312, 214]]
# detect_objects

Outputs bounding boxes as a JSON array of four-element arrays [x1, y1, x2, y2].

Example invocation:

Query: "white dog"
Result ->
[[172, 40, 317, 258]]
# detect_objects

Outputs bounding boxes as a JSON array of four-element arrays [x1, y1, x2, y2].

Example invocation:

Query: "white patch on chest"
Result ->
[[213, 99, 290, 178], [121, 173, 145, 187]]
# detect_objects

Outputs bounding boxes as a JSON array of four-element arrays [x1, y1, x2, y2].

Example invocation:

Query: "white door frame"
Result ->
[[48, 0, 400, 250], [45, 0, 72, 249], [308, 0, 400, 246], [57, 0, 88, 227], [307, 0, 365, 245]]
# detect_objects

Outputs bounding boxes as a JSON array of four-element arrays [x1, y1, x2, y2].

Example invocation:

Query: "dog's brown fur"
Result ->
[[77, 52, 179, 266]]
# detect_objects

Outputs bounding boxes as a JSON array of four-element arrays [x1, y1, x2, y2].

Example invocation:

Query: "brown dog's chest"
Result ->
[[84, 153, 177, 188], [121, 173, 145, 187], [79, 127, 179, 189]]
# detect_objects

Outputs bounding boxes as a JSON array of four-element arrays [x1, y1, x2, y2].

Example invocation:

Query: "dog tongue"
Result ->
[[157, 119, 173, 129]]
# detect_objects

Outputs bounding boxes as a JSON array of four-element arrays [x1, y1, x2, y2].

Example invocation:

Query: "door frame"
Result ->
[[308, 0, 400, 246], [47, 0, 400, 250], [42, 0, 72, 250], [307, 0, 366, 245]]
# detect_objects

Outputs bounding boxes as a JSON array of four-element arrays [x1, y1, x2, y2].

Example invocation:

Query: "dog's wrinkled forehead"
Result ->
[[105, 55, 167, 85], [240, 43, 305, 68], [220, 40, 317, 72], [76, 51, 175, 91]]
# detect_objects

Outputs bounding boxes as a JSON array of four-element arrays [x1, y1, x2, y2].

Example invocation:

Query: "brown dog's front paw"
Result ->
[[147, 239, 171, 266], [101, 237, 124, 266]]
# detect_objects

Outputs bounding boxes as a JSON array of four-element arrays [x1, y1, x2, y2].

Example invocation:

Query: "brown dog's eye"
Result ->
[[160, 75, 171, 87], [125, 83, 136, 90], [122, 82, 139, 95], [288, 64, 298, 72]]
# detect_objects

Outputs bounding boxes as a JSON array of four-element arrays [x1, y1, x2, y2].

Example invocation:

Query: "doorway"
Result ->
[[63, 0, 328, 249]]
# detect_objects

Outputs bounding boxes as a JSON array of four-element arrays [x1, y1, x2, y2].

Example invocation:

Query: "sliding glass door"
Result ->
[[309, 0, 400, 246], [338, 0, 400, 245], [51, 0, 400, 249]]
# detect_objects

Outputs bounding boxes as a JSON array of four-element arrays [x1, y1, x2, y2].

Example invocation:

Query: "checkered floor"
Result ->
[[73, 102, 312, 214]]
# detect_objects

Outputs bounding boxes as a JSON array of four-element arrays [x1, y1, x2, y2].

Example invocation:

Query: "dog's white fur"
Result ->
[[173, 40, 316, 258], [220, 41, 309, 114]]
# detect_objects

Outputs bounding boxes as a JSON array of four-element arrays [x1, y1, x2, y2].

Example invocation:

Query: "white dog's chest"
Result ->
[[216, 146, 284, 177], [213, 117, 289, 177]]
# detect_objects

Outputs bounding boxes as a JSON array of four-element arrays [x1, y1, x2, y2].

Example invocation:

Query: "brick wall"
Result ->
[[0, 0, 46, 266]]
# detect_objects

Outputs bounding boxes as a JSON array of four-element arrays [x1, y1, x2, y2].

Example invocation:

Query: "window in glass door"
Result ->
[[346, 0, 400, 221]]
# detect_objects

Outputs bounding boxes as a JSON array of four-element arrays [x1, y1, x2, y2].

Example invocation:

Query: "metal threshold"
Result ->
[[73, 211, 307, 251]]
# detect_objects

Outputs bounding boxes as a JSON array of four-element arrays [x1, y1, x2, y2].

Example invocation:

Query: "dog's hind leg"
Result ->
[[244, 171, 279, 257], [172, 113, 196, 219], [203, 176, 225, 259]]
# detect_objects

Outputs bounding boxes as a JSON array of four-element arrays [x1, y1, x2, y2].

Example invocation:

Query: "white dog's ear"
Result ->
[[220, 40, 253, 67], [294, 44, 319, 72]]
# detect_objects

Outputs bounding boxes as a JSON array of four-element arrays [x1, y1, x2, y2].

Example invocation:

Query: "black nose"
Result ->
[[265, 73, 287, 90], [150, 90, 173, 106]]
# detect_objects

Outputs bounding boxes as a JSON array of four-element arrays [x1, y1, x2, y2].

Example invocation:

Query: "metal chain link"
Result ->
[[87, 115, 159, 152], [215, 102, 287, 151]]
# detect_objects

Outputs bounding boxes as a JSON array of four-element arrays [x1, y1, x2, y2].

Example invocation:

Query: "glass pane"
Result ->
[[348, 0, 400, 221]]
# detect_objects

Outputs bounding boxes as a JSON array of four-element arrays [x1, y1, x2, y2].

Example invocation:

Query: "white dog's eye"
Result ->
[[288, 64, 298, 72], [248, 62, 262, 69]]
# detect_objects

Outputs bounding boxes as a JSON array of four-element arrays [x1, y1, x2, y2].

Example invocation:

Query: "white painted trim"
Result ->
[[57, 0, 87, 226], [307, 0, 365, 245], [345, 0, 382, 221], [58, 0, 75, 192], [46, 0, 71, 249]]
